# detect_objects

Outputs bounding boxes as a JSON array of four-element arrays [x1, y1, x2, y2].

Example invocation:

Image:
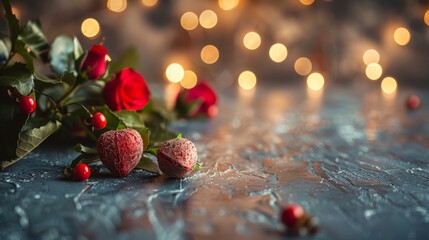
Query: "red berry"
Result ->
[[18, 96, 36, 114], [406, 95, 420, 110], [73, 163, 91, 181], [281, 204, 305, 227], [92, 112, 107, 130]]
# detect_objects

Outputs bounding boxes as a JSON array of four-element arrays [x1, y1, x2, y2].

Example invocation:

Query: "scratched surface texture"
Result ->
[[1, 85, 429, 240]]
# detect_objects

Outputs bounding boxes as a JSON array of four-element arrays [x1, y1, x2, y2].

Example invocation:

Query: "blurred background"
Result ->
[[2, 0, 429, 93]]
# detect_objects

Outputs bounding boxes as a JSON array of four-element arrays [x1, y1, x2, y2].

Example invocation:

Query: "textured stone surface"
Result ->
[[1, 85, 429, 240]]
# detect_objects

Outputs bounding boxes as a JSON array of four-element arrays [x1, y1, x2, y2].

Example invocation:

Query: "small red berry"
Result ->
[[18, 96, 36, 114], [281, 204, 305, 227], [406, 94, 420, 110], [91, 112, 107, 130], [73, 163, 91, 181]]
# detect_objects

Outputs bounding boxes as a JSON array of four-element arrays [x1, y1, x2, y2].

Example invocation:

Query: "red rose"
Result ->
[[175, 81, 218, 118], [81, 44, 108, 79], [103, 68, 150, 111]]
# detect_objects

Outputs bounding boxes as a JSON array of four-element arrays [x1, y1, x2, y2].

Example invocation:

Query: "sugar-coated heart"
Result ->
[[97, 128, 144, 177], [157, 138, 197, 178]]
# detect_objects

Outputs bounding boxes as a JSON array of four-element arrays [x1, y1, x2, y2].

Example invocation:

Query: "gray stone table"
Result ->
[[1, 84, 429, 240]]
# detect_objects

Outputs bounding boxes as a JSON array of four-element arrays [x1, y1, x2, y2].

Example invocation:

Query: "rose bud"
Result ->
[[157, 138, 198, 178], [81, 44, 108, 80], [103, 68, 150, 111], [97, 128, 144, 177], [174, 81, 217, 118]]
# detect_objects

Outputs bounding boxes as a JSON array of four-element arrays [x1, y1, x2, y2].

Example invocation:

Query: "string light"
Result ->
[[141, 0, 158, 7], [243, 32, 261, 50], [365, 63, 382, 80], [393, 27, 411, 46], [306, 72, 325, 91], [180, 70, 198, 89], [218, 0, 240, 11], [294, 57, 312, 76], [269, 43, 288, 63], [425, 9, 429, 26], [300, 0, 315, 6], [238, 71, 257, 90], [81, 18, 100, 39], [181, 12, 199, 31], [107, 0, 127, 13], [199, 10, 218, 29], [165, 63, 184, 83], [381, 77, 397, 94], [363, 49, 380, 65], [200, 45, 219, 64]]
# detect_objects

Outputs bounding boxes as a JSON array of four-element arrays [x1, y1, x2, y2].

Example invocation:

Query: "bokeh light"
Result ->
[[425, 9, 429, 26], [269, 43, 288, 63], [306, 72, 325, 91], [294, 57, 312, 76], [199, 10, 218, 29], [201, 45, 219, 64], [180, 70, 198, 89], [238, 71, 257, 90], [218, 0, 240, 11], [363, 49, 380, 65], [165, 63, 184, 83], [141, 0, 158, 7], [181, 12, 199, 31], [365, 63, 383, 80], [381, 77, 397, 94], [300, 0, 315, 6], [81, 18, 100, 39], [107, 0, 127, 13], [243, 32, 261, 50], [393, 27, 411, 46]]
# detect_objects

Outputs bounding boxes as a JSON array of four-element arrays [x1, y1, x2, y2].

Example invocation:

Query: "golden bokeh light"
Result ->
[[363, 49, 380, 65], [269, 43, 288, 63], [294, 57, 312, 76], [107, 0, 127, 13], [238, 71, 257, 90], [181, 12, 199, 31], [306, 72, 325, 91], [300, 0, 315, 6], [365, 63, 383, 80], [165, 63, 184, 83], [218, 0, 240, 11], [141, 0, 158, 7], [199, 10, 218, 29], [81, 18, 100, 39], [425, 9, 429, 26], [243, 31, 261, 50], [200, 45, 220, 64], [381, 77, 397, 94], [180, 70, 198, 89], [393, 27, 411, 46]]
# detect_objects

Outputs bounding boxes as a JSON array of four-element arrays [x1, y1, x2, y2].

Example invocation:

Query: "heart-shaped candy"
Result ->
[[157, 138, 197, 178]]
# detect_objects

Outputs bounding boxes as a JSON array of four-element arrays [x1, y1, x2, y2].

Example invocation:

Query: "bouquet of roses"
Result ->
[[0, 0, 217, 180]]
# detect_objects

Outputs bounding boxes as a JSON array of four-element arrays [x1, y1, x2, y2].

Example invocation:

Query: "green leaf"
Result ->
[[19, 20, 49, 62], [94, 105, 127, 132], [14, 39, 33, 70], [34, 69, 62, 84], [60, 71, 76, 90], [73, 36, 84, 60], [115, 110, 145, 130], [176, 133, 182, 139], [50, 35, 75, 74], [135, 155, 160, 174], [108, 47, 139, 73], [1, 0, 20, 48], [194, 162, 201, 171], [74, 144, 97, 154], [141, 127, 150, 149], [0, 62, 34, 95], [0, 38, 10, 66]]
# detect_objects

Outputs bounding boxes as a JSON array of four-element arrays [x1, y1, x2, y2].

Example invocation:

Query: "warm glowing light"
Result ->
[[165, 63, 184, 83], [365, 63, 383, 80], [363, 49, 380, 65], [238, 71, 257, 90], [107, 0, 127, 13], [81, 18, 100, 39], [11, 6, 20, 18], [141, 0, 158, 7], [294, 57, 312, 76], [199, 10, 218, 29], [269, 43, 288, 63], [393, 27, 411, 46], [180, 70, 198, 89], [425, 9, 429, 26], [306, 72, 325, 91], [105, 55, 111, 62], [181, 12, 199, 31], [200, 45, 219, 64], [243, 32, 261, 50], [381, 77, 397, 94], [300, 0, 315, 6], [218, 0, 240, 11]]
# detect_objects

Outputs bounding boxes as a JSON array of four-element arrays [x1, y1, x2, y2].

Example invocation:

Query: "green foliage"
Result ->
[[20, 20, 49, 62], [49, 35, 75, 74], [0, 62, 34, 95], [135, 156, 160, 174], [1, 0, 20, 49]]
